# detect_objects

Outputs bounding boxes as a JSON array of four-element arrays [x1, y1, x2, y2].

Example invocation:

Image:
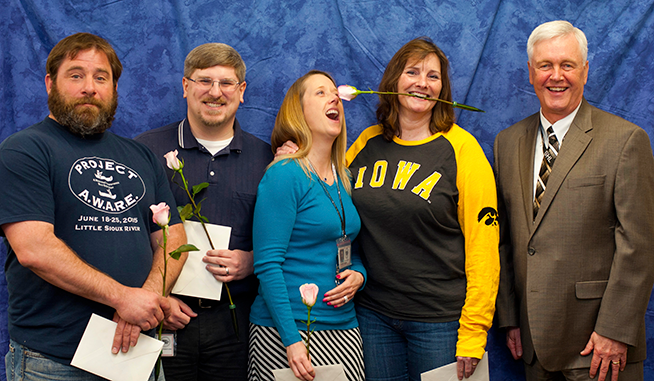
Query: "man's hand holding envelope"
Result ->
[[72, 314, 165, 381]]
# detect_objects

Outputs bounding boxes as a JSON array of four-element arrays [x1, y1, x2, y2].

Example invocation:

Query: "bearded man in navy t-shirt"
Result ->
[[0, 33, 187, 380]]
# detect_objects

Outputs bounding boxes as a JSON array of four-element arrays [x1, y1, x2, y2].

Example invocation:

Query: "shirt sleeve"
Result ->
[[0, 135, 56, 231], [451, 130, 500, 359], [595, 127, 654, 344], [348, 235, 367, 289], [252, 161, 304, 346]]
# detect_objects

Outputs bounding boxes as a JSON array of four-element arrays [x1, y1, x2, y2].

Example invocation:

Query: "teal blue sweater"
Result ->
[[250, 159, 364, 346]]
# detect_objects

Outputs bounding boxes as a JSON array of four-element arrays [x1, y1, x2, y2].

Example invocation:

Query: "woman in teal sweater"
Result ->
[[249, 71, 366, 381]]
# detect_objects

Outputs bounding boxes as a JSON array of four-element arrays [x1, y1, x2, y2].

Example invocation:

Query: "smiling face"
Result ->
[[529, 33, 588, 123], [183, 65, 246, 136], [397, 53, 442, 117], [301, 74, 343, 143], [45, 48, 118, 136]]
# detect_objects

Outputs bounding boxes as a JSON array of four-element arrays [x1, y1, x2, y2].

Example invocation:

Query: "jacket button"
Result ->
[[528, 247, 536, 256]]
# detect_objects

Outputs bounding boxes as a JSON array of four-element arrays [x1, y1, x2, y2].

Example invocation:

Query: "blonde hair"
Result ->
[[270, 70, 351, 193]]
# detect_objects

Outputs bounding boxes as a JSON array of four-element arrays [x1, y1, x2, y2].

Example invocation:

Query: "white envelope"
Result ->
[[421, 352, 489, 381], [171, 220, 231, 300], [71, 314, 163, 381], [273, 364, 347, 381]]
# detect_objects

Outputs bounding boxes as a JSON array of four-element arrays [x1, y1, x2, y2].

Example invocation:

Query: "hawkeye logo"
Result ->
[[477, 207, 498, 226], [68, 157, 146, 214]]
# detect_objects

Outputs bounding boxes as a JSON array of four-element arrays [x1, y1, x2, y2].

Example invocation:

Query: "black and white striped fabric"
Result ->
[[533, 125, 560, 219], [248, 323, 365, 381]]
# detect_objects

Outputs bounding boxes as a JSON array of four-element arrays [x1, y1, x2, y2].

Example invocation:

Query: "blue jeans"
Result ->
[[5, 340, 157, 381], [356, 305, 459, 381]]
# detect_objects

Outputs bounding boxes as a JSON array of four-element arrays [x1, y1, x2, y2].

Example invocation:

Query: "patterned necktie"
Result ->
[[533, 126, 560, 219]]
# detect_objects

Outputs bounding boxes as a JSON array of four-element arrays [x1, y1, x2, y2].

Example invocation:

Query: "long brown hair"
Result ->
[[377, 37, 455, 141], [271, 70, 351, 193]]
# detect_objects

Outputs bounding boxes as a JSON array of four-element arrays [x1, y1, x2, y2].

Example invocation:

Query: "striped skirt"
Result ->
[[248, 323, 365, 381]]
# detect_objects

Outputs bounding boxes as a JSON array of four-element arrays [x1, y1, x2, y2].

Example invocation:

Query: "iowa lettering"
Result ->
[[353, 160, 441, 201]]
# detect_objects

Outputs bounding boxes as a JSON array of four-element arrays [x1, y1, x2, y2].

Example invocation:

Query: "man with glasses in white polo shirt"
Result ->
[[136, 43, 272, 381]]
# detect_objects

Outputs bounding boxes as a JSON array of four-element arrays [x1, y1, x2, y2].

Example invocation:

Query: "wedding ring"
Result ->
[[612, 361, 620, 365], [343, 295, 348, 303], [225, 267, 230, 276]]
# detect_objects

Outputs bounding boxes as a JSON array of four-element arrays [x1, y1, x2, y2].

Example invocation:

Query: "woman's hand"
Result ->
[[323, 270, 364, 308], [456, 356, 481, 380], [275, 140, 299, 158], [286, 341, 315, 380]]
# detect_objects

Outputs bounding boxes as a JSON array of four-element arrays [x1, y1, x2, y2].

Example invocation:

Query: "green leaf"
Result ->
[[192, 182, 209, 197], [169, 244, 200, 260], [176, 244, 200, 252], [194, 198, 208, 215], [199, 215, 209, 223], [178, 204, 193, 221]]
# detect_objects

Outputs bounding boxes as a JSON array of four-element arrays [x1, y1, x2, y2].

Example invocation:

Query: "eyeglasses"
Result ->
[[186, 77, 242, 92]]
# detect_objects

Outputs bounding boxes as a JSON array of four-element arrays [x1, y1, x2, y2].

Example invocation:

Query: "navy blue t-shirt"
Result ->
[[0, 117, 180, 363]]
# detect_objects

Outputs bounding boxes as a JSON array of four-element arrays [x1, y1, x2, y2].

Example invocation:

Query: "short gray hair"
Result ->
[[184, 43, 246, 82], [527, 20, 588, 63]]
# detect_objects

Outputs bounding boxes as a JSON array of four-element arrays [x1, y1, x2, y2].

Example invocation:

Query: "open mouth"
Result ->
[[547, 87, 567, 92], [326, 109, 339, 120]]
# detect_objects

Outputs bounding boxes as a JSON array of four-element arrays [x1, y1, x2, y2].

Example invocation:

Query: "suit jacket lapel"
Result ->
[[532, 99, 593, 229], [519, 117, 539, 229]]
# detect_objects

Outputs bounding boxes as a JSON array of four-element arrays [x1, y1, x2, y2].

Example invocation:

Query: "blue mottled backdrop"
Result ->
[[1, 0, 653, 380]]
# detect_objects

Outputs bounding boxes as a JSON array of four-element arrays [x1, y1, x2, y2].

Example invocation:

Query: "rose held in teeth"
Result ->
[[397, 53, 443, 116]]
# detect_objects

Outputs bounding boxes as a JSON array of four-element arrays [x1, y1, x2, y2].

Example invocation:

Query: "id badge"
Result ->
[[336, 236, 352, 271], [161, 331, 177, 357]]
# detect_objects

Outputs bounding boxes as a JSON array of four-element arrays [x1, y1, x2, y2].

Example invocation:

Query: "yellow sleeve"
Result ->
[[346, 125, 383, 167], [446, 125, 500, 359]]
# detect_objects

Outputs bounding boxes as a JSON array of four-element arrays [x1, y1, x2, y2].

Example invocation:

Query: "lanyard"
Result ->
[[307, 159, 346, 237]]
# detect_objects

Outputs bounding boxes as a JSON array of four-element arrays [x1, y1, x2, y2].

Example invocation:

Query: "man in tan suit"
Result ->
[[494, 20, 654, 381]]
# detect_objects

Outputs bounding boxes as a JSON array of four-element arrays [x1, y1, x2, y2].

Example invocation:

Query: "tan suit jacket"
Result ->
[[494, 99, 654, 371]]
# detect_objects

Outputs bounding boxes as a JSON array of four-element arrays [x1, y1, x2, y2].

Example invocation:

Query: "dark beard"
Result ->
[[48, 82, 118, 137]]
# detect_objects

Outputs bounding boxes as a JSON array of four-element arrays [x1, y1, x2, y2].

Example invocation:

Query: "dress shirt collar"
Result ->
[[538, 101, 582, 145]]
